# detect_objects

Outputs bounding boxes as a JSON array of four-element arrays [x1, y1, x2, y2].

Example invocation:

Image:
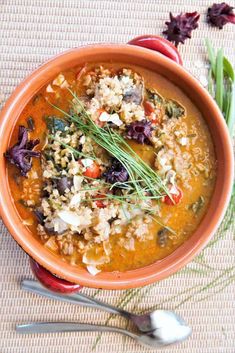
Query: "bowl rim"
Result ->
[[0, 44, 233, 289]]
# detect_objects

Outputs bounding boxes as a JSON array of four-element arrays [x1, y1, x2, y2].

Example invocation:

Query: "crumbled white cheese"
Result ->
[[53, 73, 65, 86], [87, 265, 101, 276], [58, 210, 81, 227], [46, 84, 54, 93], [43, 170, 52, 178], [79, 135, 86, 145], [53, 218, 68, 233], [178, 137, 188, 146], [99, 111, 123, 126], [99, 111, 110, 122], [70, 193, 81, 207], [174, 130, 181, 137], [158, 156, 168, 167], [109, 113, 123, 126], [60, 80, 69, 89], [73, 175, 83, 191], [81, 158, 94, 168], [169, 184, 179, 195]]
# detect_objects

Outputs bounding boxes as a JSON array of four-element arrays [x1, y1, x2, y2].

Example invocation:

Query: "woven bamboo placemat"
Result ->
[[0, 1, 235, 352]]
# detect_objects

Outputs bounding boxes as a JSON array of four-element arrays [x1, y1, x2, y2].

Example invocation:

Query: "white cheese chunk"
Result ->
[[58, 210, 81, 227], [87, 265, 101, 276], [81, 158, 94, 168]]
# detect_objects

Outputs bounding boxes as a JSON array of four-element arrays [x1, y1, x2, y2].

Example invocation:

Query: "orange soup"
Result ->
[[6, 64, 216, 274]]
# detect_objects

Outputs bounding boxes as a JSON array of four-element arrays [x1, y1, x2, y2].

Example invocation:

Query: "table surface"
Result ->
[[0, 1, 235, 352]]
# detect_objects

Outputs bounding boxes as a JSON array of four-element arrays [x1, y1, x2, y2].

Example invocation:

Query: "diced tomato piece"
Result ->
[[143, 100, 155, 116], [95, 194, 106, 208], [162, 187, 183, 205], [148, 112, 159, 124], [83, 162, 101, 179]]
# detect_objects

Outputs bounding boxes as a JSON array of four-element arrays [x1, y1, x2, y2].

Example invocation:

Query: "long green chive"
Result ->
[[205, 38, 216, 75], [227, 83, 235, 137], [215, 48, 224, 111]]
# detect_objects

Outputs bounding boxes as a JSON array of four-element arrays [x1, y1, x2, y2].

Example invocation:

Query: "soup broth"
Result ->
[[6, 63, 216, 274]]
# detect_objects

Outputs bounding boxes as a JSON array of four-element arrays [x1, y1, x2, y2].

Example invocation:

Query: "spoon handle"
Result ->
[[22, 280, 132, 318], [16, 321, 137, 340]]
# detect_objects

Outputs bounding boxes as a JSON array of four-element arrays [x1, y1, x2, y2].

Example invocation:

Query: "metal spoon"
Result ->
[[22, 280, 191, 341], [16, 321, 191, 348]]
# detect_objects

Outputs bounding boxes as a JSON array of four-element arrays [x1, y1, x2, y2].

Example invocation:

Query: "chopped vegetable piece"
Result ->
[[45, 116, 69, 133], [83, 162, 101, 179], [163, 12, 200, 47], [146, 88, 164, 104], [207, 2, 235, 29], [4, 126, 40, 176], [149, 113, 159, 124], [104, 158, 129, 184], [157, 228, 169, 247], [95, 194, 107, 208], [143, 100, 155, 116], [123, 86, 143, 104], [27, 116, 35, 131], [56, 177, 73, 195], [162, 186, 183, 205], [189, 196, 205, 214], [165, 100, 185, 119], [34, 209, 45, 225], [126, 119, 152, 144]]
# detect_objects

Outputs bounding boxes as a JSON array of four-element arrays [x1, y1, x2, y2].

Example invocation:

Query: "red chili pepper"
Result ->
[[163, 186, 183, 205], [128, 35, 183, 65], [29, 258, 82, 293]]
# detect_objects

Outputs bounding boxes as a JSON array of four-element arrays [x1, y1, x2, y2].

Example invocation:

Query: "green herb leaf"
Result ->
[[227, 83, 235, 137], [207, 68, 214, 97], [215, 48, 224, 111], [164, 99, 185, 119], [45, 116, 69, 133], [205, 38, 216, 75], [146, 88, 163, 104], [188, 196, 205, 214], [223, 56, 234, 82]]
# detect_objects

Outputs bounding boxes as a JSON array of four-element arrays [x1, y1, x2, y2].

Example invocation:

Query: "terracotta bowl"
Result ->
[[0, 40, 233, 290]]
